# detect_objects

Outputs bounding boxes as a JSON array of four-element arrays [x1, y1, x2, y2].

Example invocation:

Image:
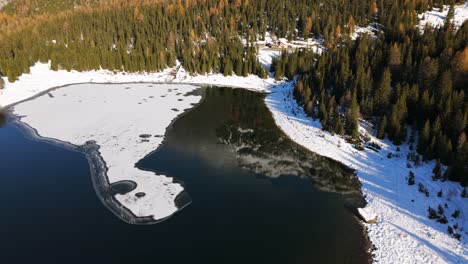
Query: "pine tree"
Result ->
[[408, 171, 415, 185], [318, 96, 328, 126], [418, 119, 431, 155], [303, 17, 312, 38], [389, 92, 407, 144], [418, 57, 438, 90], [445, 5, 455, 26], [374, 68, 392, 115], [432, 116, 441, 138], [432, 159, 442, 181], [452, 47, 468, 89], [346, 91, 360, 140], [377, 115, 387, 139], [388, 43, 401, 77], [334, 107, 345, 135]]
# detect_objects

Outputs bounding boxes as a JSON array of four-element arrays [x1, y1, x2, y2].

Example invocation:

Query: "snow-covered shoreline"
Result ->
[[0, 62, 272, 110], [265, 83, 467, 263], [1, 62, 466, 262]]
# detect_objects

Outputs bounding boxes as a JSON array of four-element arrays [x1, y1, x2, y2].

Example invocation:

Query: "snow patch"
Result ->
[[351, 24, 380, 40], [418, 3, 468, 31]]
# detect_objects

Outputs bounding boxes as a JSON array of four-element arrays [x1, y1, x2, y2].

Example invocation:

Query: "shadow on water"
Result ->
[[137, 87, 370, 263], [0, 86, 370, 264]]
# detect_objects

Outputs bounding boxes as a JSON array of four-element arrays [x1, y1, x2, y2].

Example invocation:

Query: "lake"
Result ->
[[0, 85, 370, 263]]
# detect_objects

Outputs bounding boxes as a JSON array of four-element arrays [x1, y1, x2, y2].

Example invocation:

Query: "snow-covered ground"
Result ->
[[265, 82, 467, 263], [0, 61, 272, 109], [1, 48, 467, 262], [418, 3, 468, 31], [351, 24, 380, 40]]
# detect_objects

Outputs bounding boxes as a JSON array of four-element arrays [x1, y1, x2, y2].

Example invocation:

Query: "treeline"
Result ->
[[1, 0, 100, 16], [0, 0, 454, 81], [0, 0, 271, 81], [0, 0, 466, 184], [276, 3, 467, 185]]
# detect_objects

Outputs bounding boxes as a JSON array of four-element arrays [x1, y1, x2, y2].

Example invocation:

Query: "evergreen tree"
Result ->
[[374, 68, 392, 116], [418, 119, 431, 155], [346, 91, 360, 140], [377, 115, 387, 139], [408, 171, 415, 185], [432, 159, 442, 181], [388, 43, 401, 77]]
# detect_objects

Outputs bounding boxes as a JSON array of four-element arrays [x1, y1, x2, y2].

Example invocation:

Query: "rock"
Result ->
[[358, 207, 378, 224]]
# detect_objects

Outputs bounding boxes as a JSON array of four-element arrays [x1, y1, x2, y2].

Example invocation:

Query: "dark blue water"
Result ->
[[0, 87, 369, 263]]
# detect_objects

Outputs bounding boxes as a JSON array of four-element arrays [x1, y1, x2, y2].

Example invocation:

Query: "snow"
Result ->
[[12, 83, 202, 222], [418, 3, 468, 31], [254, 32, 324, 70], [1, 47, 467, 261], [265, 83, 467, 263], [358, 207, 378, 223], [351, 24, 379, 40], [257, 49, 280, 70], [0, 59, 279, 223], [0, 61, 272, 109]]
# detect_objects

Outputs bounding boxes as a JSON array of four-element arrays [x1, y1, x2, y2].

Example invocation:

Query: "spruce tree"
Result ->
[[377, 115, 387, 139], [374, 68, 392, 115], [432, 159, 442, 181], [418, 119, 431, 155], [346, 91, 360, 140]]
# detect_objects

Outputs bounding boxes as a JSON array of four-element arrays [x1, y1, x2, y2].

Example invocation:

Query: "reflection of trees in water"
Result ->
[[213, 88, 364, 206], [0, 112, 6, 128]]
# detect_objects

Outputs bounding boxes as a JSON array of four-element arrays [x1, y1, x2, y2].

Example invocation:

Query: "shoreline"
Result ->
[[0, 80, 268, 111], [0, 61, 272, 110], [1, 63, 466, 263], [264, 82, 467, 263], [4, 78, 374, 261]]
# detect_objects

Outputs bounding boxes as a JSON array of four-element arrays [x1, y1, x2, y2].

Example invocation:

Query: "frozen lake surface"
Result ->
[[1, 85, 369, 263]]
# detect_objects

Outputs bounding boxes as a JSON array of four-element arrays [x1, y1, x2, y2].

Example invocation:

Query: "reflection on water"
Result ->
[[214, 89, 363, 202], [0, 111, 6, 127], [0, 86, 370, 263], [138, 87, 369, 263]]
